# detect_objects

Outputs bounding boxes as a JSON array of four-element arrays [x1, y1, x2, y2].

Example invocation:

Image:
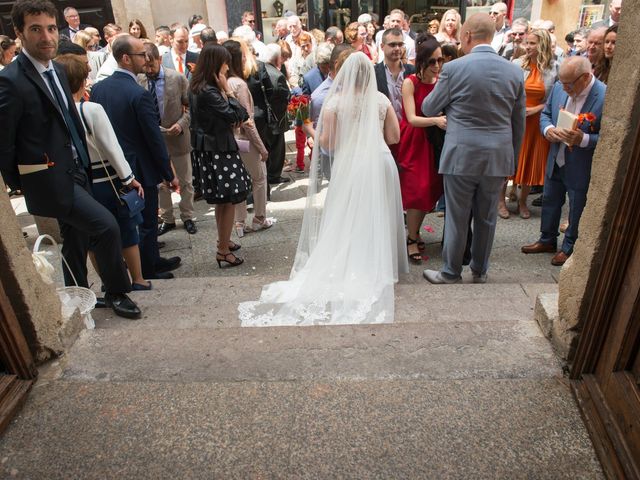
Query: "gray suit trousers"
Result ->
[[442, 174, 504, 278]]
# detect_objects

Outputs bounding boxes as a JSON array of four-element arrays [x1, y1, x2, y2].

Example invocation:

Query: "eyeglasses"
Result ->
[[428, 57, 445, 66], [489, 11, 501, 16], [512, 32, 526, 36], [386, 42, 404, 48], [560, 73, 586, 89], [128, 52, 148, 58], [248, 20, 256, 24]]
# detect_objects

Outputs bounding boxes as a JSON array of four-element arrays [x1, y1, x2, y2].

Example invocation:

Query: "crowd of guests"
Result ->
[[0, 0, 621, 317]]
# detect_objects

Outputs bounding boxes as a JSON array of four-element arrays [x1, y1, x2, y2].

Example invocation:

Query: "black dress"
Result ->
[[190, 84, 251, 204]]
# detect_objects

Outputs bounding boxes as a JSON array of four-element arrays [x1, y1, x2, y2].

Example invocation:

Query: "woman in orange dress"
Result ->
[[499, 29, 558, 219]]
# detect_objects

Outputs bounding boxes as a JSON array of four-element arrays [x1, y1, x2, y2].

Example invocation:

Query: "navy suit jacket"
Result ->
[[302, 67, 326, 96], [90, 70, 173, 187], [161, 51, 199, 80], [0, 53, 87, 217], [540, 77, 606, 191]]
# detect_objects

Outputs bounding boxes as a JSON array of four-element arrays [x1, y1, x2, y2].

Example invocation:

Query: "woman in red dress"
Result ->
[[397, 34, 446, 263]]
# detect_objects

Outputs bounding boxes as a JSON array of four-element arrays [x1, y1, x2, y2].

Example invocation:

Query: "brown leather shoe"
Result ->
[[551, 251, 569, 266], [521, 241, 557, 254]]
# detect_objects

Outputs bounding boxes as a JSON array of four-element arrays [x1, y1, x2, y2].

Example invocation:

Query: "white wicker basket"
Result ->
[[32, 234, 96, 328]]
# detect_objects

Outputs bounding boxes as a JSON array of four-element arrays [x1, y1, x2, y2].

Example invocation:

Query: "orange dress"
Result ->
[[513, 64, 550, 186]]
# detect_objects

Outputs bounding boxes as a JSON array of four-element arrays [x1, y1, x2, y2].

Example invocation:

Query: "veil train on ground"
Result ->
[[238, 52, 408, 327]]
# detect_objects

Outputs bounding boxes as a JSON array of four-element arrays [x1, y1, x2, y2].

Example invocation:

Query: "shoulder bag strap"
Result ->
[[79, 101, 123, 204]]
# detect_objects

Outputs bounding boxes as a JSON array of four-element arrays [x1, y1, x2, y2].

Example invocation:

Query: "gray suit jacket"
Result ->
[[139, 67, 191, 156], [422, 44, 526, 177]]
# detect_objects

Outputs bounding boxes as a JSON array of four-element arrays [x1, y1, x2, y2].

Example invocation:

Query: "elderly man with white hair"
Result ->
[[285, 15, 315, 58], [232, 24, 268, 60], [302, 42, 333, 95], [262, 43, 292, 185]]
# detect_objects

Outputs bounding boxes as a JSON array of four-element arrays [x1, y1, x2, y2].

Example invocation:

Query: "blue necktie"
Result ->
[[43, 69, 90, 169], [147, 77, 162, 125]]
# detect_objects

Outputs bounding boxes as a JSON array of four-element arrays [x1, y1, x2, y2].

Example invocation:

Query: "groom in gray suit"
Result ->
[[422, 14, 526, 284]]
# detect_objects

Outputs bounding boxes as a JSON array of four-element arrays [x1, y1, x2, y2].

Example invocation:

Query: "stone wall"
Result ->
[[550, 4, 640, 359], [0, 192, 68, 363]]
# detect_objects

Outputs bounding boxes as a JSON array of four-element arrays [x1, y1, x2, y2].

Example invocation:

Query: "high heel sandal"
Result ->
[[234, 222, 246, 238], [216, 251, 244, 268], [217, 241, 241, 252], [406, 237, 423, 264], [416, 231, 425, 251]]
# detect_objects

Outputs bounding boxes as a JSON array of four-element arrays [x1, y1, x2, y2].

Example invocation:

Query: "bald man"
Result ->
[[591, 0, 622, 29], [522, 56, 606, 266], [422, 14, 525, 284]]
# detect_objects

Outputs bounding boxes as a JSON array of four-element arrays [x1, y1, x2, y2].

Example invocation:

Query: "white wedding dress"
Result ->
[[239, 53, 409, 327]]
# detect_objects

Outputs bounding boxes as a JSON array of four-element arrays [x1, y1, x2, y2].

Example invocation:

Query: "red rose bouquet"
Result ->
[[287, 94, 311, 127]]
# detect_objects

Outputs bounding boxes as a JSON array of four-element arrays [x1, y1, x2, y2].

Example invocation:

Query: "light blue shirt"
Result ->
[[311, 76, 333, 127], [148, 66, 165, 120]]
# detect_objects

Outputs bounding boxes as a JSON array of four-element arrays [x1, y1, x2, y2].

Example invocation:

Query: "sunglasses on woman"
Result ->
[[428, 57, 445, 66]]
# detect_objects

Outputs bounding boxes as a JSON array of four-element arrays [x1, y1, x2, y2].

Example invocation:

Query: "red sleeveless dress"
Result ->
[[397, 75, 443, 211]]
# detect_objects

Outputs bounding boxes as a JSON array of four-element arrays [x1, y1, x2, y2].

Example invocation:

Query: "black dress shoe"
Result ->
[[183, 219, 198, 234], [104, 293, 141, 320], [95, 297, 107, 308], [158, 222, 176, 236], [532, 195, 543, 207], [156, 256, 181, 273], [146, 271, 174, 280], [268, 176, 291, 185]]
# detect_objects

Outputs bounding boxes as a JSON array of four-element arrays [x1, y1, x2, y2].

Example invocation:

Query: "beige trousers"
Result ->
[[235, 143, 267, 223], [159, 151, 194, 223]]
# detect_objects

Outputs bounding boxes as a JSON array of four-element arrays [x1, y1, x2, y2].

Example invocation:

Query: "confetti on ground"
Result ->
[[423, 225, 435, 233]]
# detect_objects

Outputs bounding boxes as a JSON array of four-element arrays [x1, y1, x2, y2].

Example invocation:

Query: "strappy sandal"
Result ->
[[217, 240, 241, 252], [216, 251, 244, 268], [406, 237, 423, 264], [416, 231, 426, 251], [251, 217, 273, 231]]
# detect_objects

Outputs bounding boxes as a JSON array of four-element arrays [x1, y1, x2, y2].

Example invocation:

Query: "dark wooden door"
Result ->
[[0, 274, 37, 435], [571, 122, 640, 478], [0, 1, 114, 39]]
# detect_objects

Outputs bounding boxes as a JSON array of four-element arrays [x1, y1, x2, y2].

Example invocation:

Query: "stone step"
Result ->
[[62, 315, 560, 383], [90, 277, 557, 330], [0, 378, 603, 478]]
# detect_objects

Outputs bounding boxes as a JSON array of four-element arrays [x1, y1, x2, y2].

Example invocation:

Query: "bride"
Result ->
[[239, 52, 409, 327]]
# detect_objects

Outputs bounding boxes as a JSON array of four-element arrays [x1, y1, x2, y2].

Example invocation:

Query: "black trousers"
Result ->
[[139, 184, 160, 278], [265, 131, 286, 182], [58, 170, 131, 294]]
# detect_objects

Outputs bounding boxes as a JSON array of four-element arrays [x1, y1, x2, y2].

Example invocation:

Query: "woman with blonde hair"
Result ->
[[435, 9, 461, 45], [428, 19, 440, 35], [73, 30, 98, 51], [499, 29, 558, 219]]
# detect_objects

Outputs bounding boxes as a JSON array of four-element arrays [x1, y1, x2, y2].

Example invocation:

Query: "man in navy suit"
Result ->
[[0, 0, 140, 319], [161, 25, 198, 80], [91, 34, 181, 280], [522, 56, 606, 266]]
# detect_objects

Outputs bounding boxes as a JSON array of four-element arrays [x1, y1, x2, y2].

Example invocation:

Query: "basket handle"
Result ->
[[33, 234, 80, 287]]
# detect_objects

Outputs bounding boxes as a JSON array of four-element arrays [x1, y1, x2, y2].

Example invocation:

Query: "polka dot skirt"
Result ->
[[192, 150, 250, 205]]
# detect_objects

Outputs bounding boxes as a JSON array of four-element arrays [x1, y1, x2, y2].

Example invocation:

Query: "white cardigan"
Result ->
[[75, 101, 133, 184]]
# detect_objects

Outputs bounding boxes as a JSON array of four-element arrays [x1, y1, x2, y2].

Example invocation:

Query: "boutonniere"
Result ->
[[577, 112, 597, 132]]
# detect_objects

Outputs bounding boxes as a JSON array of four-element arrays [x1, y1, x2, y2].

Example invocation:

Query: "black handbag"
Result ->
[[79, 101, 145, 218]]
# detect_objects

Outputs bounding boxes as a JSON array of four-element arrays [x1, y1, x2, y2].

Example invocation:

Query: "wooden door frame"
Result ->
[[570, 115, 640, 478], [0, 270, 37, 434]]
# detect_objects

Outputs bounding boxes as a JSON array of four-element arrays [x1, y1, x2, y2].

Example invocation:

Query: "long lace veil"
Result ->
[[239, 52, 404, 326]]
